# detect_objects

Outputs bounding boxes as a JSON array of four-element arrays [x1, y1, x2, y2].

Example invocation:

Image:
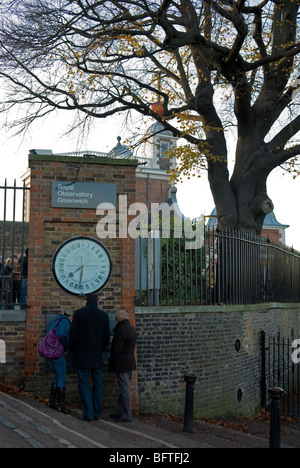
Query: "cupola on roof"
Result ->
[[146, 122, 174, 137], [263, 211, 289, 228], [108, 136, 133, 159]]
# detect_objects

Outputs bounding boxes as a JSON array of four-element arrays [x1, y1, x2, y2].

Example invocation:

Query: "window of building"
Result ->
[[160, 141, 170, 159]]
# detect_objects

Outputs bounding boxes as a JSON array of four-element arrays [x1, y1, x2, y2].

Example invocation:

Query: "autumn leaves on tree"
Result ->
[[0, 0, 299, 234]]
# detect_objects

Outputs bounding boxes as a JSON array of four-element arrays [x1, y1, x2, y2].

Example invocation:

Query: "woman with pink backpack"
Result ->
[[43, 312, 73, 414]]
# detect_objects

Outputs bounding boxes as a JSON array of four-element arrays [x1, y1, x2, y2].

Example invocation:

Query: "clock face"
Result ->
[[52, 236, 112, 296]]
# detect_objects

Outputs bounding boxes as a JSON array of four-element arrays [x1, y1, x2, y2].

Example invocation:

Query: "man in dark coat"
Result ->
[[109, 309, 137, 422], [69, 293, 110, 421]]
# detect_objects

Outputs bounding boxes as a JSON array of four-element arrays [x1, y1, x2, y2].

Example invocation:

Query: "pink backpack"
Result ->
[[38, 319, 64, 360]]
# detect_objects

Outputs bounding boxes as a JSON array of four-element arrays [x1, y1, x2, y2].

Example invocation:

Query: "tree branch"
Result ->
[[268, 115, 300, 154], [245, 43, 300, 72], [268, 145, 300, 170]]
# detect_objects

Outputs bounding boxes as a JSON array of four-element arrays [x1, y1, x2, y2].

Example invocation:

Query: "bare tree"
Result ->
[[0, 0, 299, 234]]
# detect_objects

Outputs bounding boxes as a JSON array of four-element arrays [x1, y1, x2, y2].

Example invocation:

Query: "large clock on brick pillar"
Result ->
[[52, 236, 112, 296]]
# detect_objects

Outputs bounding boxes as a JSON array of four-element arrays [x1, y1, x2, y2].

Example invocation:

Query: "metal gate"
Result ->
[[0, 179, 29, 310], [261, 330, 300, 417]]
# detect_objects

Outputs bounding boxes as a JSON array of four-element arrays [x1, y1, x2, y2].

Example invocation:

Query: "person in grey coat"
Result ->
[[69, 293, 110, 421], [109, 309, 137, 422]]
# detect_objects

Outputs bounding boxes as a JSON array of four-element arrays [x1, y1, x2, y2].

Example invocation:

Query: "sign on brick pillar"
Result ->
[[25, 153, 139, 405]]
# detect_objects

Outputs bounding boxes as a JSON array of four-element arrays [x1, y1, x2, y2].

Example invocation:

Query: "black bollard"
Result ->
[[183, 374, 197, 433], [269, 387, 284, 449]]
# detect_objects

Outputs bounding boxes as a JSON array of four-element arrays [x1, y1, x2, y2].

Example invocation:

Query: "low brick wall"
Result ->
[[0, 311, 26, 387], [135, 303, 300, 419], [0, 310, 119, 407], [2, 304, 300, 418]]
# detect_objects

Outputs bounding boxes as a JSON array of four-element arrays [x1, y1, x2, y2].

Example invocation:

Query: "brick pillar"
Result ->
[[25, 153, 139, 411], [25, 162, 48, 380]]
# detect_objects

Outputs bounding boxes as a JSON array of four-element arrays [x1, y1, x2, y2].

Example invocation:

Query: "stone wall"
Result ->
[[135, 303, 300, 419]]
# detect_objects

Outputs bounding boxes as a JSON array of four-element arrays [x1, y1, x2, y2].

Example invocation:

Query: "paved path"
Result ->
[[0, 390, 207, 449], [0, 390, 299, 451]]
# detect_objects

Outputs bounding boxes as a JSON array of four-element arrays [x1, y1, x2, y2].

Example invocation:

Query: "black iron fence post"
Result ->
[[269, 387, 284, 449], [183, 374, 197, 433], [261, 330, 267, 409]]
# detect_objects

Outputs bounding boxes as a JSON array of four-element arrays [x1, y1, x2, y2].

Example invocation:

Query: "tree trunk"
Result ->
[[208, 136, 274, 235]]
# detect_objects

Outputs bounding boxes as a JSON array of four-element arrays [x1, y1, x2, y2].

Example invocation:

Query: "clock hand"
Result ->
[[68, 265, 84, 278], [79, 265, 84, 285]]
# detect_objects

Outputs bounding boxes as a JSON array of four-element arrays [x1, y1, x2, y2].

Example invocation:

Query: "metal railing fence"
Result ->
[[135, 227, 300, 307], [261, 330, 300, 417], [0, 180, 29, 310]]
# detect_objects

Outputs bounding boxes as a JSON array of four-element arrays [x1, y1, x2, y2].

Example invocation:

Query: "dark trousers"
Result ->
[[117, 372, 132, 421], [77, 368, 103, 420]]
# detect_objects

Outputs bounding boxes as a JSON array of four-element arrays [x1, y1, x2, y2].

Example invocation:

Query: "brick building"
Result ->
[[108, 123, 177, 209], [260, 211, 289, 245]]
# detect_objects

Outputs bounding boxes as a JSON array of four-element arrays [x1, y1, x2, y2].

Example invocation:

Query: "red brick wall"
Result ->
[[136, 175, 170, 207], [0, 313, 26, 386], [261, 229, 282, 245], [25, 155, 138, 409]]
